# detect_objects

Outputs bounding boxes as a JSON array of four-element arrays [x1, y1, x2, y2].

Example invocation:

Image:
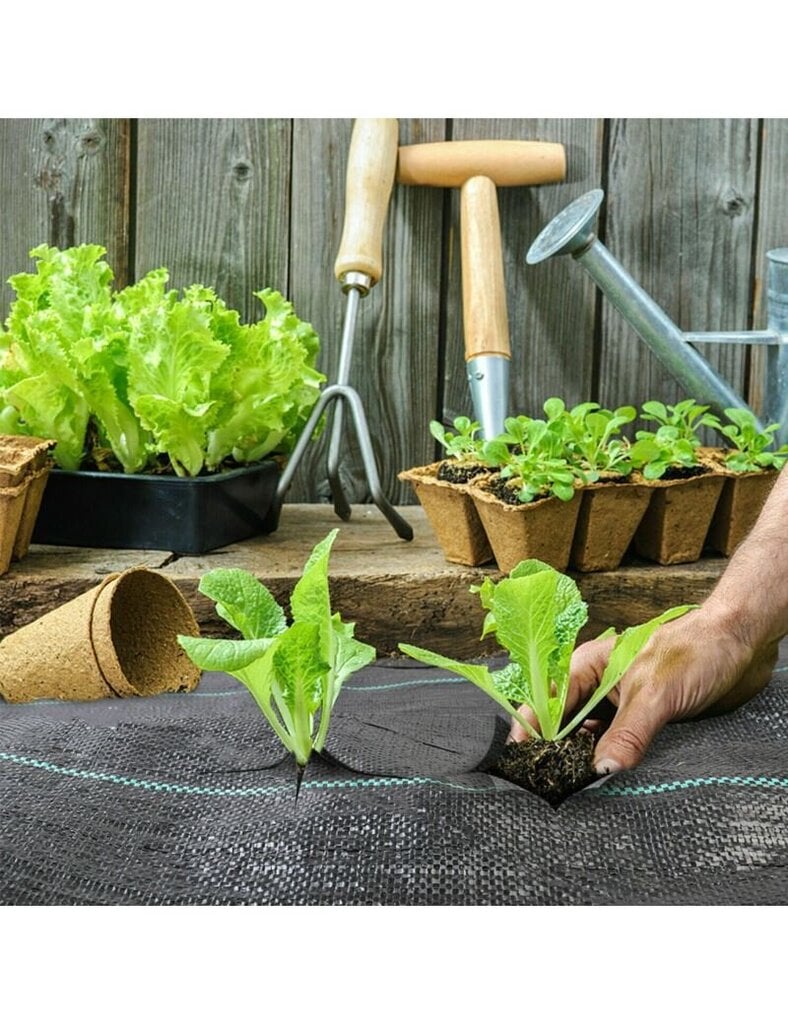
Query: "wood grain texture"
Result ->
[[286, 118, 447, 504], [749, 119, 788, 412], [0, 504, 728, 658], [134, 119, 290, 324], [442, 118, 604, 425], [597, 119, 759, 419], [0, 118, 131, 316]]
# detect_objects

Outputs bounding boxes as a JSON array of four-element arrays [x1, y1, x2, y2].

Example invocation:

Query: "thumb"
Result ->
[[593, 692, 671, 775]]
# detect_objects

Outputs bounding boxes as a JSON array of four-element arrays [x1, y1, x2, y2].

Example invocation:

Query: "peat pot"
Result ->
[[398, 461, 494, 566], [570, 479, 653, 573], [0, 434, 56, 574], [705, 468, 778, 557], [32, 460, 282, 554], [632, 471, 725, 566], [468, 477, 581, 574]]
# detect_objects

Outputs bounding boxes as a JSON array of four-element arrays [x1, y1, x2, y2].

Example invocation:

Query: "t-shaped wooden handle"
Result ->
[[397, 139, 565, 188], [461, 176, 511, 362]]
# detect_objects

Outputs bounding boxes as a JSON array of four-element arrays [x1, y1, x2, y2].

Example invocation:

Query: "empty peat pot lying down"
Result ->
[[0, 567, 200, 703]]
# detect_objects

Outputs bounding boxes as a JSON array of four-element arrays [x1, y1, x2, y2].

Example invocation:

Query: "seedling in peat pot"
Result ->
[[717, 408, 788, 473], [399, 559, 694, 805], [429, 416, 494, 483], [178, 529, 375, 795]]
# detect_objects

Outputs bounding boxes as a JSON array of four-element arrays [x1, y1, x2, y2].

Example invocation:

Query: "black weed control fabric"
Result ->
[[0, 648, 786, 905]]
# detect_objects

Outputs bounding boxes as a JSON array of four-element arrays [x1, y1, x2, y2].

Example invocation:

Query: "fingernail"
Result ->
[[595, 758, 622, 777]]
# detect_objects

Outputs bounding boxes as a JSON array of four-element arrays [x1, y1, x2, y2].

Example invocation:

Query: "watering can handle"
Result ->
[[334, 118, 399, 287]]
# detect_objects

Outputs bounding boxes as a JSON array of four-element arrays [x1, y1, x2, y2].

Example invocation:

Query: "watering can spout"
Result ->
[[527, 189, 788, 443]]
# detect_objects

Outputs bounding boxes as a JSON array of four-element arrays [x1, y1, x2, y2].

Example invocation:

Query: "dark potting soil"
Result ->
[[485, 476, 550, 506], [490, 731, 596, 806], [660, 464, 711, 482], [436, 461, 489, 485]]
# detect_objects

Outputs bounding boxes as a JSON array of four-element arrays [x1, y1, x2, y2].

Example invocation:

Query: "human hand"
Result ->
[[507, 606, 779, 775]]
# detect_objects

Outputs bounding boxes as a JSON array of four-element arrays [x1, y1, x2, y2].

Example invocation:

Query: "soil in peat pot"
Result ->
[[491, 730, 596, 807], [485, 477, 553, 507], [436, 461, 490, 485]]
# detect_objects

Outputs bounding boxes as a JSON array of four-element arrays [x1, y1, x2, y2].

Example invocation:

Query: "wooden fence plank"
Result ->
[[597, 118, 759, 418], [286, 118, 447, 504], [749, 118, 788, 415], [133, 119, 291, 325], [0, 118, 131, 317], [441, 118, 604, 425]]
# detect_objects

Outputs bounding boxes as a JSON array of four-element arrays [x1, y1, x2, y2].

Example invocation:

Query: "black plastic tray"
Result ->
[[32, 460, 281, 553]]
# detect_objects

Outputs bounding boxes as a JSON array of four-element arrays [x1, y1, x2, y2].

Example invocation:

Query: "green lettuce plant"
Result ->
[[429, 415, 487, 465], [717, 408, 788, 473], [0, 244, 324, 475], [560, 402, 637, 480], [400, 558, 693, 743], [639, 398, 721, 441], [479, 408, 585, 503], [178, 529, 375, 782]]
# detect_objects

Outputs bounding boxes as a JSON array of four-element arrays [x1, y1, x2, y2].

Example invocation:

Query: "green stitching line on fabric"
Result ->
[[0, 749, 785, 801], [599, 775, 788, 797]]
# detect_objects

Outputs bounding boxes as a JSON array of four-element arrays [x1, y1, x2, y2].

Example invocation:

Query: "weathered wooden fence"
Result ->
[[1, 118, 786, 503]]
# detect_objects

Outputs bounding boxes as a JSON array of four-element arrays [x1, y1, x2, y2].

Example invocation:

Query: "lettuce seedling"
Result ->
[[399, 559, 694, 743], [561, 403, 637, 480], [429, 415, 485, 464], [640, 399, 721, 440], [481, 410, 585, 502], [718, 408, 788, 473], [178, 529, 375, 784]]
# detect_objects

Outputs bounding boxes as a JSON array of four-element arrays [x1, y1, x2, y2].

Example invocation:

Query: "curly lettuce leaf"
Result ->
[[1, 246, 323, 475], [204, 288, 324, 470]]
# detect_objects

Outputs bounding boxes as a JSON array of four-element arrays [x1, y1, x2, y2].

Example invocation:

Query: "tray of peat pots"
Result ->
[[400, 557, 694, 806], [465, 405, 586, 574], [627, 399, 727, 566], [0, 244, 324, 553], [702, 408, 788, 557], [398, 416, 496, 566]]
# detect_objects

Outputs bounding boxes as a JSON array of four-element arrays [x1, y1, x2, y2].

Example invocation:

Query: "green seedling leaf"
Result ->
[[177, 635, 277, 673], [198, 568, 286, 640], [397, 643, 539, 738]]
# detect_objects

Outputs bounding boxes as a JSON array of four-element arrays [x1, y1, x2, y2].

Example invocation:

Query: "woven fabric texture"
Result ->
[[0, 651, 786, 906]]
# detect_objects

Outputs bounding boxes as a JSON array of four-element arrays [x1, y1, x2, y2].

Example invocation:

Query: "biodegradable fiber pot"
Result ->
[[706, 468, 778, 557], [633, 471, 725, 565], [0, 434, 56, 573], [0, 567, 201, 703], [469, 477, 582, 574], [570, 479, 653, 573], [398, 462, 494, 566]]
